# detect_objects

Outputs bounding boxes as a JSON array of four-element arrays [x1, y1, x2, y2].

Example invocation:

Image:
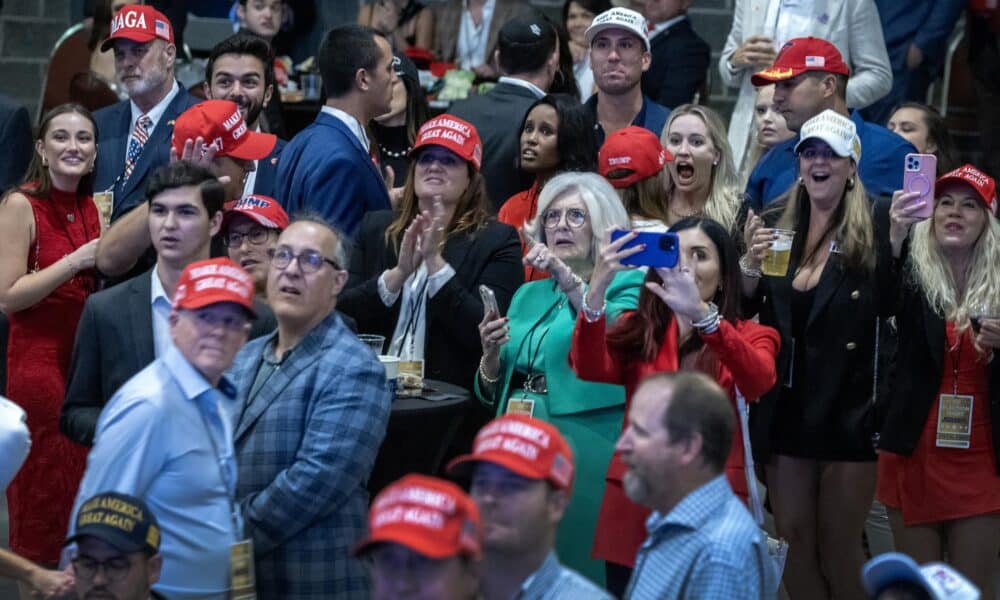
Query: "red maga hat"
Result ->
[[223, 195, 289, 231], [598, 126, 673, 189], [447, 414, 575, 491], [354, 474, 482, 559], [101, 5, 174, 52], [172, 100, 277, 161], [751, 37, 850, 86], [173, 258, 256, 317], [936, 164, 998, 215], [411, 114, 483, 171]]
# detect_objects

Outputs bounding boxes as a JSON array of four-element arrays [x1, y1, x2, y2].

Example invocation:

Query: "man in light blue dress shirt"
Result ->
[[448, 414, 613, 600], [618, 372, 775, 600], [70, 258, 258, 600]]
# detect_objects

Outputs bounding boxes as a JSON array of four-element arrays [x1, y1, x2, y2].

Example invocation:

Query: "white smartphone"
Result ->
[[479, 285, 500, 317]]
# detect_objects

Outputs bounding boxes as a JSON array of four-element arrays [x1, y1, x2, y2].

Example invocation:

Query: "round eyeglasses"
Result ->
[[542, 208, 588, 229]]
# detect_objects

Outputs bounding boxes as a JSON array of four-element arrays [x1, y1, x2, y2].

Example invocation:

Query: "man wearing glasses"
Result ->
[[584, 7, 669, 145], [228, 217, 393, 599], [65, 492, 164, 600], [70, 258, 258, 599]]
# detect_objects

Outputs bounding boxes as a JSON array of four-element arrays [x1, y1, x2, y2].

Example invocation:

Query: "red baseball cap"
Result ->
[[173, 258, 257, 317], [411, 114, 483, 171], [354, 474, 482, 559], [447, 415, 575, 491], [172, 100, 277, 161], [101, 5, 174, 52], [599, 126, 673, 189], [223, 195, 289, 231], [936, 164, 998, 216], [751, 37, 850, 86]]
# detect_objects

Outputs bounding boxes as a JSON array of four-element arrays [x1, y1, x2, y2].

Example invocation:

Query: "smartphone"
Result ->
[[611, 230, 680, 268], [903, 153, 937, 219], [479, 285, 500, 316]]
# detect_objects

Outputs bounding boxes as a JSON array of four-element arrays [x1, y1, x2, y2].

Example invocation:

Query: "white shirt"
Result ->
[[241, 125, 263, 197], [456, 0, 496, 69], [648, 14, 688, 41], [0, 397, 29, 491], [574, 52, 595, 102], [768, 0, 815, 50], [497, 76, 545, 99], [378, 263, 456, 362], [127, 79, 181, 167], [150, 266, 173, 358], [320, 105, 370, 152]]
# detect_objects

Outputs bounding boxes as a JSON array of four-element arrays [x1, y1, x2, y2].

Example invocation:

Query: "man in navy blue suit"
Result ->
[[637, 0, 710, 110], [91, 5, 199, 226], [204, 32, 285, 199], [276, 25, 395, 237]]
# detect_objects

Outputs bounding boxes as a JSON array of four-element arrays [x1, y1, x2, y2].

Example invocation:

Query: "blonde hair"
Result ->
[[660, 104, 741, 230], [908, 205, 1000, 328], [771, 176, 876, 273]]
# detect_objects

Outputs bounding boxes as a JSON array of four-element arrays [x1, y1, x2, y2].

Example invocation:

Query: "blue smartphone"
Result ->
[[611, 230, 680, 268]]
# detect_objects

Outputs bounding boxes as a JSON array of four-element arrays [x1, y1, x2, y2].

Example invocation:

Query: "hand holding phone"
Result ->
[[610, 230, 680, 268], [479, 285, 500, 317], [903, 153, 937, 219]]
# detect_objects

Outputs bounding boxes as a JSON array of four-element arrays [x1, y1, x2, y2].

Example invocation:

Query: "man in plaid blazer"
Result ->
[[228, 218, 392, 599]]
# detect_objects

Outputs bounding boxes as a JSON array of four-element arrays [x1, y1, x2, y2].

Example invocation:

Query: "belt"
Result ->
[[509, 371, 547, 394]]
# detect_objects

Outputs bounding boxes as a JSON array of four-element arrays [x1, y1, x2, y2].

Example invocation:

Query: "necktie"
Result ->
[[123, 115, 151, 182]]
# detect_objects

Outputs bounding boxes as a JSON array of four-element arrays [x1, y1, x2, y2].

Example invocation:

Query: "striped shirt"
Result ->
[[625, 475, 775, 600], [518, 552, 613, 600]]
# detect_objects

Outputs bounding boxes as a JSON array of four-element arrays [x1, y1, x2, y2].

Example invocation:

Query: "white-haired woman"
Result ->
[[476, 171, 643, 586], [879, 164, 1000, 596]]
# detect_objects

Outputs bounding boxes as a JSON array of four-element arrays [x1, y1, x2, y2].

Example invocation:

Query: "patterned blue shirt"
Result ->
[[518, 552, 614, 600], [71, 345, 240, 600], [625, 475, 776, 600]]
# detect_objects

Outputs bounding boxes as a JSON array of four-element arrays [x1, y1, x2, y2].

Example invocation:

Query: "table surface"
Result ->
[[391, 378, 471, 416]]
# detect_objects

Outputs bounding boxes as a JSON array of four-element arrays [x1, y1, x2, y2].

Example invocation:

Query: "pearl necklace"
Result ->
[[379, 144, 412, 159]]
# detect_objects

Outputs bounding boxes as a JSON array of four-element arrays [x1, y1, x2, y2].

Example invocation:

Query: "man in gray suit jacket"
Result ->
[[450, 15, 560, 209], [228, 217, 392, 599]]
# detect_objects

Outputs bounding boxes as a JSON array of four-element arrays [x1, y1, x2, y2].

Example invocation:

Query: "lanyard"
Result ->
[[396, 274, 430, 357], [513, 282, 565, 373], [196, 394, 243, 537], [948, 327, 964, 396]]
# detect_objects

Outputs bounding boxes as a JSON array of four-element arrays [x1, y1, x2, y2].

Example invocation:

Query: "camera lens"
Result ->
[[659, 236, 675, 251]]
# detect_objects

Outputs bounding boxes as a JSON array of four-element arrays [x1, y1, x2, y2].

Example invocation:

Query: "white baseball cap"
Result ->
[[584, 7, 650, 52], [862, 553, 980, 600], [794, 109, 862, 162]]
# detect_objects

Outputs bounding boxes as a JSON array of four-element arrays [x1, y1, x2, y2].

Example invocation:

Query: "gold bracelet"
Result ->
[[478, 355, 500, 384]]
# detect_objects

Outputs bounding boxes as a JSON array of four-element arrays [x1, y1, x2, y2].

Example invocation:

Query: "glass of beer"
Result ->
[[92, 191, 113, 232], [761, 229, 795, 277]]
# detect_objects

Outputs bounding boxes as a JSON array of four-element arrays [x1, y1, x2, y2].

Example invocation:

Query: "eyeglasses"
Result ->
[[542, 208, 588, 229], [223, 226, 271, 248], [268, 246, 341, 273], [184, 309, 249, 332], [72, 555, 132, 582]]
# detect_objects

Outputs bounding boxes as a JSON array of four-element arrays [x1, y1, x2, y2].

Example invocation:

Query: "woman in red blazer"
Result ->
[[569, 216, 779, 595]]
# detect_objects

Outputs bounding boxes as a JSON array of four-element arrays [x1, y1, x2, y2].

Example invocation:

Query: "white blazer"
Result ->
[[720, 0, 892, 171]]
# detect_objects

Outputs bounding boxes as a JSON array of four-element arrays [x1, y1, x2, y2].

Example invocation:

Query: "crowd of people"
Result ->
[[1, 0, 999, 599]]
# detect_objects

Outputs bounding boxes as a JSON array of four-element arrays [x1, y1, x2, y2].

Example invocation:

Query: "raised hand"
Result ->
[[647, 264, 710, 322], [888, 189, 927, 257], [587, 230, 643, 306]]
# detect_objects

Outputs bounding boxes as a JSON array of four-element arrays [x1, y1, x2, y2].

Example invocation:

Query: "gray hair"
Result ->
[[523, 172, 629, 265], [289, 212, 350, 268]]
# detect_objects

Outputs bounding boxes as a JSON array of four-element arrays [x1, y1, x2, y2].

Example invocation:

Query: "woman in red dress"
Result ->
[[880, 164, 1000, 596], [569, 216, 779, 596], [499, 93, 598, 282], [0, 104, 101, 572]]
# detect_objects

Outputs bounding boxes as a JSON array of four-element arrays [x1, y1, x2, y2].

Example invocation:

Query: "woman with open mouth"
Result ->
[[499, 93, 598, 282], [661, 104, 742, 231], [741, 109, 894, 599]]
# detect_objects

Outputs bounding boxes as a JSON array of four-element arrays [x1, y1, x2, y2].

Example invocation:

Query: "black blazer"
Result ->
[[60, 269, 276, 445], [749, 197, 894, 462], [878, 261, 1000, 471], [338, 210, 523, 388], [0, 93, 32, 190], [93, 86, 200, 221], [641, 18, 710, 110], [449, 82, 538, 210]]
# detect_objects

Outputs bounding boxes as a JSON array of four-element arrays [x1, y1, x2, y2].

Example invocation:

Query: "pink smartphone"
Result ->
[[903, 153, 937, 219]]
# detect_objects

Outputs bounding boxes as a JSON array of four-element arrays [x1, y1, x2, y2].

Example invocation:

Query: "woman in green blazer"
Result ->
[[476, 172, 643, 586]]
